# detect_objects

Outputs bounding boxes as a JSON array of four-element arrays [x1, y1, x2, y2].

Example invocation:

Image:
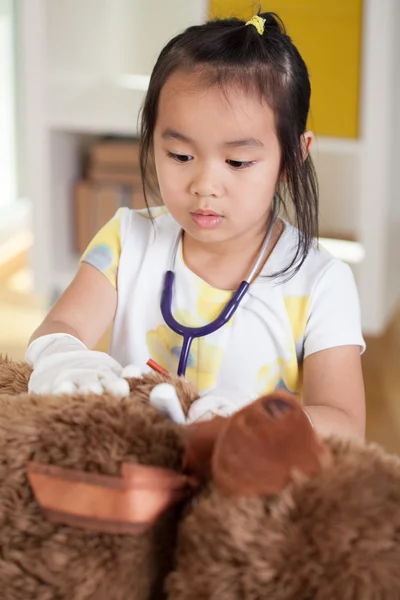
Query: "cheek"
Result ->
[[235, 165, 278, 195], [155, 160, 186, 203], [254, 158, 281, 190], [154, 152, 170, 186], [153, 145, 165, 175]]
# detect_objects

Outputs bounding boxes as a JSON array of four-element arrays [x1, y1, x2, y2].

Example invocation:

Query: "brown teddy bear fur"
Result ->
[[0, 355, 199, 413], [0, 355, 33, 395], [0, 355, 197, 600], [2, 355, 400, 599], [169, 436, 400, 600]]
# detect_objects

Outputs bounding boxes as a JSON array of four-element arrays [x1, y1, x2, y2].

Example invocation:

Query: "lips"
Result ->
[[190, 209, 224, 229], [192, 209, 221, 217]]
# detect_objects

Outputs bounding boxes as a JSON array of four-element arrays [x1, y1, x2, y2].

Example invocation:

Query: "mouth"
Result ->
[[190, 210, 224, 229], [191, 209, 222, 217]]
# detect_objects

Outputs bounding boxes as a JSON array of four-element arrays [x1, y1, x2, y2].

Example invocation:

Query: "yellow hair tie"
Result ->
[[245, 15, 266, 36]]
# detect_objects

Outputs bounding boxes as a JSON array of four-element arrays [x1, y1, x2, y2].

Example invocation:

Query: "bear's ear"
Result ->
[[27, 461, 197, 534], [211, 391, 330, 497]]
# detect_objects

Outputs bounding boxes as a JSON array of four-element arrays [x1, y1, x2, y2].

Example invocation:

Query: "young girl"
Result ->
[[26, 13, 366, 439]]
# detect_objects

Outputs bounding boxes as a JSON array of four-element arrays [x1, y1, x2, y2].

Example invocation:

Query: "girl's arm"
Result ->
[[302, 345, 366, 440], [29, 262, 117, 349]]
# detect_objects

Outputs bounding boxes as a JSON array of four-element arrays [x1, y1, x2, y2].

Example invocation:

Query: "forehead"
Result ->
[[155, 69, 276, 140]]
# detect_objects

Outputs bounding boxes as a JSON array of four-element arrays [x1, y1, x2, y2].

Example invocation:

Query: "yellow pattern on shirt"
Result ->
[[81, 207, 310, 396], [80, 209, 123, 289], [80, 207, 169, 289]]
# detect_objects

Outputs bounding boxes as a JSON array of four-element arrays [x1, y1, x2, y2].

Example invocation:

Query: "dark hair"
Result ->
[[139, 11, 318, 278]]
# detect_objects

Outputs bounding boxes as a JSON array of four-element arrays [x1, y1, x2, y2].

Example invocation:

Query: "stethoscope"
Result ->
[[160, 196, 279, 377]]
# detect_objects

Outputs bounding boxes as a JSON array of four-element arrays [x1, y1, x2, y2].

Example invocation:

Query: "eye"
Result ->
[[167, 152, 193, 163], [226, 159, 254, 169]]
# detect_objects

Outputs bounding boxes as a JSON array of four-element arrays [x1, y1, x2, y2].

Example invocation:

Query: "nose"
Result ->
[[189, 161, 223, 198]]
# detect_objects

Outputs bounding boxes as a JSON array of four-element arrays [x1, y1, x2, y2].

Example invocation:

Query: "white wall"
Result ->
[[385, 0, 400, 322], [0, 0, 16, 210], [356, 0, 398, 334], [18, 0, 209, 297], [46, 0, 208, 78], [313, 0, 400, 335], [312, 139, 360, 238], [390, 0, 400, 224]]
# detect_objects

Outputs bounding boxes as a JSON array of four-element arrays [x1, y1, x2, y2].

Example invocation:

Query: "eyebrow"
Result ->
[[160, 128, 264, 148]]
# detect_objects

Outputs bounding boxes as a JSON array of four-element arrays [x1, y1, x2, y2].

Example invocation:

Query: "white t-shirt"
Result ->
[[82, 207, 365, 409]]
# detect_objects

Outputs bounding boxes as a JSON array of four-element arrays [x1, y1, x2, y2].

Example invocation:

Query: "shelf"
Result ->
[[319, 236, 365, 264], [312, 136, 362, 155], [46, 75, 146, 135]]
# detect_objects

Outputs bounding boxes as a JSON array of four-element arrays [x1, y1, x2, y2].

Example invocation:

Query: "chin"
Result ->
[[187, 227, 232, 244]]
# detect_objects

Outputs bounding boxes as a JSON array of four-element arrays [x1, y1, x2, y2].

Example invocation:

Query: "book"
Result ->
[[89, 139, 140, 167], [73, 180, 147, 253], [88, 167, 143, 186]]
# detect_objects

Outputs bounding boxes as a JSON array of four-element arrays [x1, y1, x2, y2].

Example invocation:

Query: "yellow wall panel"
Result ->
[[209, 1, 363, 138]]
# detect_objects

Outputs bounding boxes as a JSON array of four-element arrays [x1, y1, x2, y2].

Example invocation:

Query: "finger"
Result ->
[[30, 383, 53, 395], [99, 373, 130, 397], [149, 384, 186, 424], [53, 380, 78, 395], [121, 364, 143, 379], [78, 381, 105, 395]]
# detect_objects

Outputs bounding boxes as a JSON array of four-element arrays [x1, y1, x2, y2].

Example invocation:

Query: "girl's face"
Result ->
[[153, 69, 282, 246]]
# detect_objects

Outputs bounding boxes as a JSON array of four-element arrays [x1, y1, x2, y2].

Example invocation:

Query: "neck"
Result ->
[[184, 229, 264, 259], [185, 211, 272, 257], [181, 216, 282, 290]]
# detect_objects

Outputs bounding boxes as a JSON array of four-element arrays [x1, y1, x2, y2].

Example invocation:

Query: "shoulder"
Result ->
[[273, 222, 365, 356], [272, 221, 355, 295], [119, 206, 179, 243]]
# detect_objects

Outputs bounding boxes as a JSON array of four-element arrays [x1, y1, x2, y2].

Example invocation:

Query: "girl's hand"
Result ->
[[26, 333, 130, 396], [149, 383, 186, 424], [187, 388, 247, 423], [148, 385, 241, 425]]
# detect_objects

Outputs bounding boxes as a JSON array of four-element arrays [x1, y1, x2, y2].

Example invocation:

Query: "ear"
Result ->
[[211, 391, 330, 497], [301, 130, 314, 160], [278, 130, 314, 184]]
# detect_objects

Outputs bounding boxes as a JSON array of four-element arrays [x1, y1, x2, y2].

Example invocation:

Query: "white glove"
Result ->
[[149, 383, 186, 424], [26, 333, 133, 396], [187, 394, 236, 423], [147, 385, 249, 425], [187, 388, 252, 424]]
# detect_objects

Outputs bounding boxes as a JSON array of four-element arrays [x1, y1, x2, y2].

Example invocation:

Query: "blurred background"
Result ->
[[0, 0, 399, 451]]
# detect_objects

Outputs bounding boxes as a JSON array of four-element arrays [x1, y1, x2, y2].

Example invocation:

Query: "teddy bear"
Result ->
[[0, 355, 199, 600], [0, 354, 400, 600]]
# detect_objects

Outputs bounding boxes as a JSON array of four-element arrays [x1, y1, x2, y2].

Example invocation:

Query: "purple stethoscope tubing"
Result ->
[[160, 196, 279, 377]]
